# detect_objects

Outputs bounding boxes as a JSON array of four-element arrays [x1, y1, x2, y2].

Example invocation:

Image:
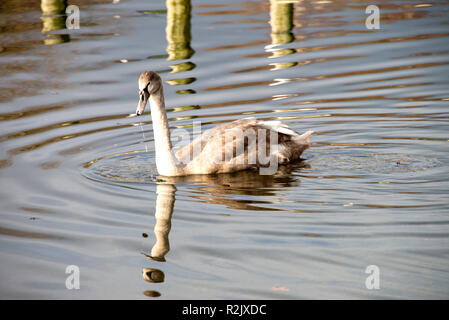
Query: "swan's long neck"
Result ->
[[149, 88, 180, 176]]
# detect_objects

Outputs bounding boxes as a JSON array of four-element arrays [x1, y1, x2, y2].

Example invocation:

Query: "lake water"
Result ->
[[0, 0, 448, 299]]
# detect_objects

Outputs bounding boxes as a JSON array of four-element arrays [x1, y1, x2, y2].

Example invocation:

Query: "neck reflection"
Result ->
[[141, 183, 176, 296], [150, 183, 176, 262], [141, 163, 308, 297]]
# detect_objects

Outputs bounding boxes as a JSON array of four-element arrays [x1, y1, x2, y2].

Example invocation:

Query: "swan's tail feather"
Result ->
[[293, 130, 314, 145]]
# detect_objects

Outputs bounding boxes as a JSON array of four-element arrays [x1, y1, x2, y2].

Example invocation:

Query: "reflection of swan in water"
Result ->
[[135, 71, 313, 176], [166, 163, 308, 211], [141, 164, 307, 290], [142, 163, 306, 264], [142, 184, 175, 286], [143, 183, 176, 263]]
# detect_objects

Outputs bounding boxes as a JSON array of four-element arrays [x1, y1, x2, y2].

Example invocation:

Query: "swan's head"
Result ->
[[136, 71, 162, 116]]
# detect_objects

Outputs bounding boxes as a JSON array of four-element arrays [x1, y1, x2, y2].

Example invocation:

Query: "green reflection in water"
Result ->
[[166, 0, 196, 91], [172, 105, 200, 112], [269, 0, 294, 45], [40, 0, 70, 45], [268, 0, 297, 70], [166, 0, 194, 61], [176, 89, 197, 94], [166, 77, 196, 86], [170, 61, 196, 73]]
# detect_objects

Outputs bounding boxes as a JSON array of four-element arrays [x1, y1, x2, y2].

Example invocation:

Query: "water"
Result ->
[[0, 0, 449, 299]]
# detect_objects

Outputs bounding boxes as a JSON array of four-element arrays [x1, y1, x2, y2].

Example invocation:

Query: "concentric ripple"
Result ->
[[309, 153, 440, 174], [83, 152, 158, 184]]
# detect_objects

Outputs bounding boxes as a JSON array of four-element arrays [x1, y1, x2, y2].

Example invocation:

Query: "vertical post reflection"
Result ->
[[267, 0, 297, 69], [40, 0, 70, 45], [165, 0, 196, 90], [166, 0, 194, 61], [269, 0, 294, 46]]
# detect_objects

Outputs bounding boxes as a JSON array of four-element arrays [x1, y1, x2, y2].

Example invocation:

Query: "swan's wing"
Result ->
[[175, 117, 312, 166], [175, 118, 258, 161], [256, 120, 299, 136], [257, 119, 313, 146]]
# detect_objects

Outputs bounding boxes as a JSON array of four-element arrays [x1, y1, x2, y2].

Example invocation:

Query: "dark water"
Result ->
[[0, 0, 449, 299]]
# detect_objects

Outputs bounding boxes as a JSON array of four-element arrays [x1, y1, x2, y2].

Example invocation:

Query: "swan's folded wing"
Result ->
[[175, 118, 258, 161], [175, 117, 312, 167]]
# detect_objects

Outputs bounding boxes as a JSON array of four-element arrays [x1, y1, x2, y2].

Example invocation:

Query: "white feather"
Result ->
[[258, 120, 298, 136]]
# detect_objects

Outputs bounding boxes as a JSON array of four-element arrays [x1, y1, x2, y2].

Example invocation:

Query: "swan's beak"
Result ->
[[136, 90, 149, 116]]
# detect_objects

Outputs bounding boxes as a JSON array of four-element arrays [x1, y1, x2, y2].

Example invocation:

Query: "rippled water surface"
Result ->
[[1, 0, 449, 299]]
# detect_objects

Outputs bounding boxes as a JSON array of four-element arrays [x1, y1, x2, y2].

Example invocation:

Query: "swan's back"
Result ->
[[175, 117, 312, 174]]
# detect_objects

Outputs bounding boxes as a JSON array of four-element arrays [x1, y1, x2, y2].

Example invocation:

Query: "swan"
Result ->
[[135, 71, 313, 176]]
